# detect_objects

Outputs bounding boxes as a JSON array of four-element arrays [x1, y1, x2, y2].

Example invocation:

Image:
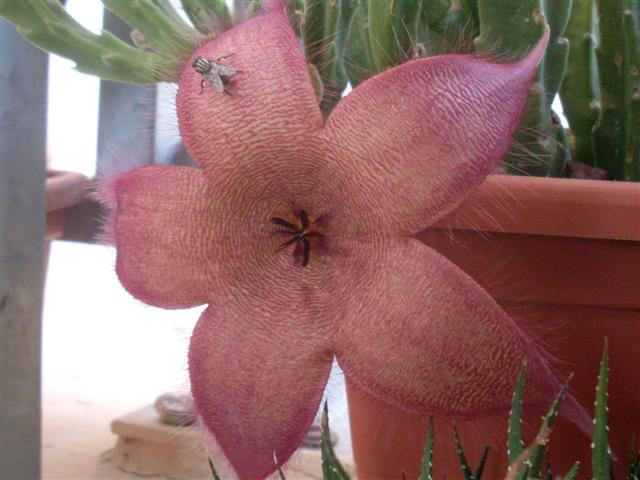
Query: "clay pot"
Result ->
[[46, 170, 87, 240], [348, 175, 640, 479]]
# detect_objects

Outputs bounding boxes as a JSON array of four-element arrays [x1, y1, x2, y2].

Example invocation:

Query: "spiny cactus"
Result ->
[[2, 0, 638, 179], [302, 0, 356, 114], [0, 0, 179, 83], [593, 0, 633, 181], [180, 0, 233, 34], [474, 0, 571, 177], [592, 341, 611, 480]]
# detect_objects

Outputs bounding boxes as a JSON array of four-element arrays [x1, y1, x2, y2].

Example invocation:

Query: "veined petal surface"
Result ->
[[324, 34, 548, 237], [113, 166, 218, 308], [335, 237, 565, 417], [177, 9, 323, 192], [189, 299, 333, 479]]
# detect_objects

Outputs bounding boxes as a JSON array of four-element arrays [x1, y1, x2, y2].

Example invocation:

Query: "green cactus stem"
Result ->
[[102, 0, 201, 58], [367, 0, 422, 72], [320, 402, 350, 480], [551, 110, 572, 176], [302, 0, 326, 66], [343, 0, 377, 87], [593, 0, 630, 180], [367, 0, 396, 71], [623, 1, 640, 181], [419, 0, 450, 30], [476, 0, 571, 177], [563, 462, 580, 480], [438, 0, 479, 53], [0, 0, 177, 83], [302, 0, 355, 113], [474, 1, 544, 57], [320, 0, 356, 113], [180, 0, 233, 34], [538, 0, 574, 177], [419, 418, 435, 480], [560, 0, 600, 166], [541, 0, 573, 109], [592, 342, 611, 480]]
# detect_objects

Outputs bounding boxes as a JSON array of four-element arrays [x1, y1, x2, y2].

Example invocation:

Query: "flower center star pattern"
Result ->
[[107, 6, 589, 479]]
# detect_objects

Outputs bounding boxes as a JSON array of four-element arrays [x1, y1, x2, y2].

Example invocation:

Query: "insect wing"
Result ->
[[211, 60, 237, 78], [203, 72, 225, 93]]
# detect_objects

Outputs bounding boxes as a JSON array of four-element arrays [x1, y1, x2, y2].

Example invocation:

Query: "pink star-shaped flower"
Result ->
[[107, 8, 587, 479]]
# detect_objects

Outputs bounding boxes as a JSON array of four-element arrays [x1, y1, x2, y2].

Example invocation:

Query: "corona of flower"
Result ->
[[109, 8, 586, 479]]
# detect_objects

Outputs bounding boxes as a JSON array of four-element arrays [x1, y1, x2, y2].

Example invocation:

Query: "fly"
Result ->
[[192, 54, 237, 95]]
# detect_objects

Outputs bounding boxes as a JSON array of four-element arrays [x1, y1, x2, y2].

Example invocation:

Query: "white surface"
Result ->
[[42, 240, 350, 479], [46, 0, 102, 178]]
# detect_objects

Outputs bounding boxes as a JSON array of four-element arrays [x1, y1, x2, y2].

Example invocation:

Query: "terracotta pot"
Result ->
[[45, 170, 87, 270], [348, 175, 640, 479], [46, 170, 87, 240]]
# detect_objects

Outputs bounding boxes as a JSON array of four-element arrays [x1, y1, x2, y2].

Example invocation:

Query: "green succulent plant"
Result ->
[[1, 0, 638, 179]]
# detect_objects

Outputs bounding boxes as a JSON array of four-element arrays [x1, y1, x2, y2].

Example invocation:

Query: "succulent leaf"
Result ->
[[454, 425, 476, 480], [475, 447, 490, 480], [563, 462, 580, 480], [419, 418, 435, 480], [320, 402, 351, 480], [527, 376, 572, 478], [508, 363, 527, 465], [592, 342, 611, 480]]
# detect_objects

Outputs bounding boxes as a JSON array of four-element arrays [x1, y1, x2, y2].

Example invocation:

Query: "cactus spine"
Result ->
[[593, 0, 632, 180]]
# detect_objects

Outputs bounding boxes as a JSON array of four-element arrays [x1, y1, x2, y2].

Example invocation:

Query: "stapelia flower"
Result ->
[[108, 7, 588, 479]]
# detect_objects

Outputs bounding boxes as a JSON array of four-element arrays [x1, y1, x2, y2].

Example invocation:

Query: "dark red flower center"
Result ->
[[270, 210, 325, 267]]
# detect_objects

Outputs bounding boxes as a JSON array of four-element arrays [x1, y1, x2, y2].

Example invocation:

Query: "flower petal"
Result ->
[[324, 33, 548, 236], [335, 237, 588, 427], [113, 166, 217, 308], [189, 300, 333, 479], [176, 9, 323, 175]]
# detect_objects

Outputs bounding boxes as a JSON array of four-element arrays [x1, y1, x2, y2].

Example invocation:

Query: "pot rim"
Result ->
[[435, 175, 640, 242], [46, 170, 88, 213]]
